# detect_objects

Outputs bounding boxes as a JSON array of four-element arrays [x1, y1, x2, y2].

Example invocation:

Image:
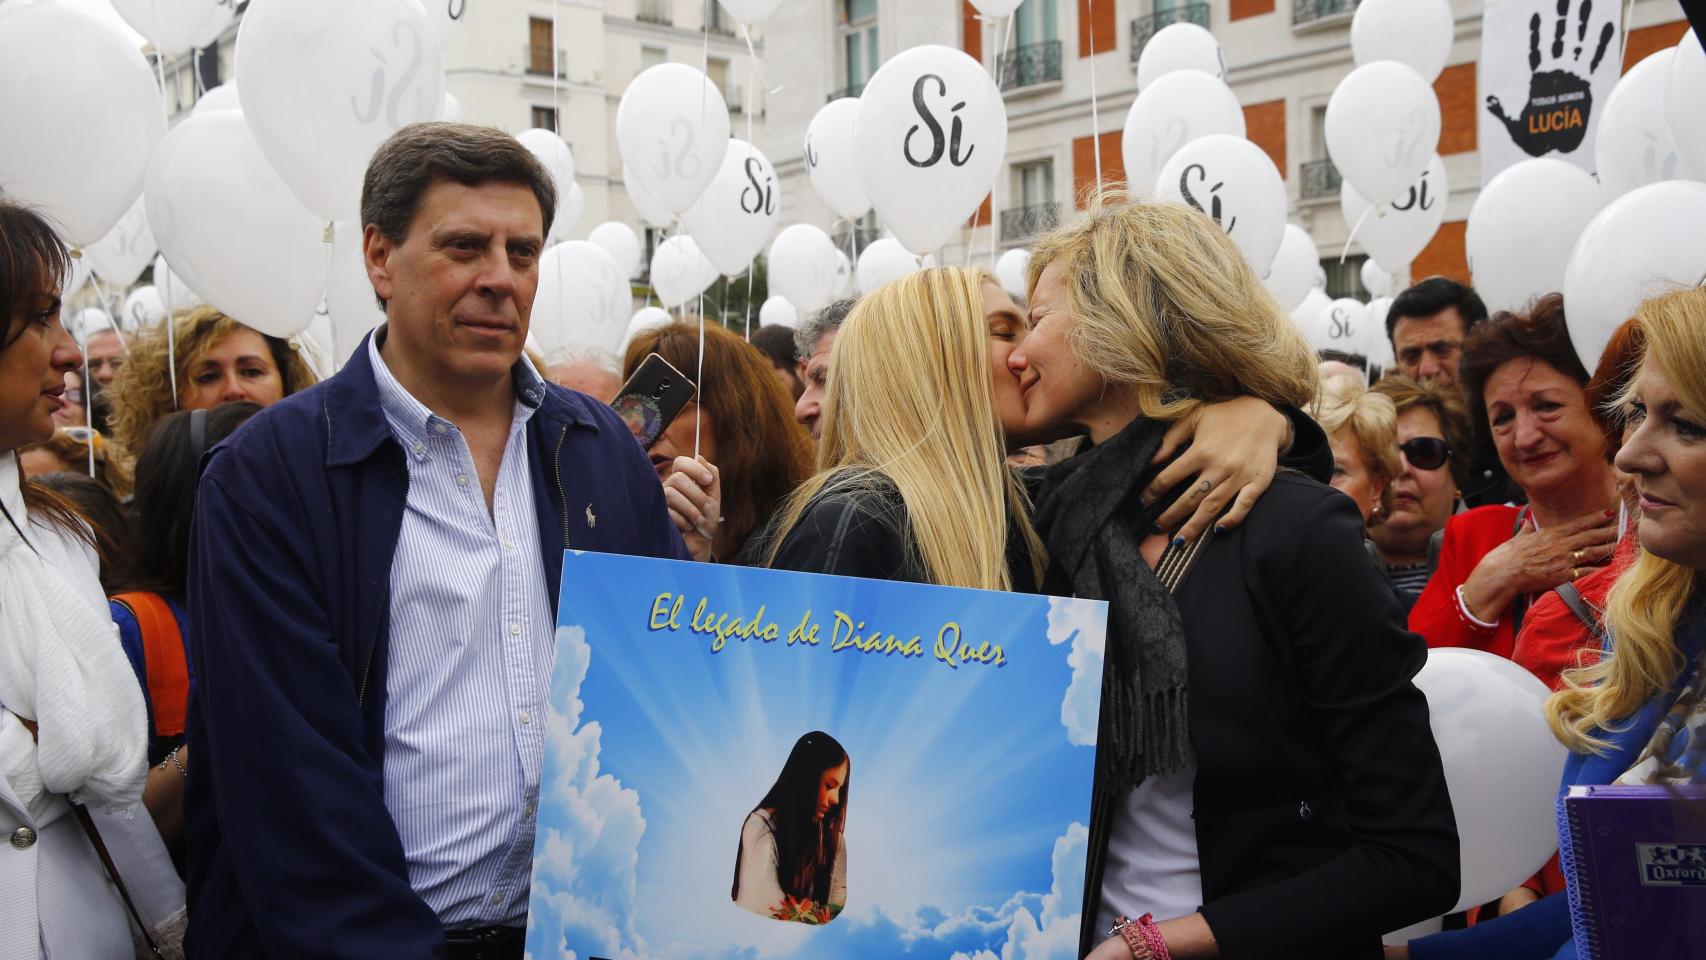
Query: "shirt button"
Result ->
[[456, 474, 469, 487], [10, 827, 36, 849], [432, 423, 447, 435], [520, 711, 532, 726], [411, 443, 424, 457], [503, 539, 514, 552], [489, 892, 503, 906], [524, 802, 536, 817]]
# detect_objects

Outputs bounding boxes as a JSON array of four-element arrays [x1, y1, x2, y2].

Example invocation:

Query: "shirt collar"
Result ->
[[367, 326, 548, 450]]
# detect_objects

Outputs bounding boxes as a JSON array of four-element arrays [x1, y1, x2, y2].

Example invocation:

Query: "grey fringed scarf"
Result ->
[[1033, 416, 1193, 791]]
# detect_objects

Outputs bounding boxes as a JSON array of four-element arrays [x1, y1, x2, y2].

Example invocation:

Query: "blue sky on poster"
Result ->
[[525, 554, 1107, 960]]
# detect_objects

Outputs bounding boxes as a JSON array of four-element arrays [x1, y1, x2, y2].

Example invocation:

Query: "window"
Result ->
[[1320, 254, 1370, 301], [1012, 0, 1059, 48], [637, 0, 671, 25], [1017, 160, 1054, 209], [640, 46, 668, 71], [706, 58, 730, 97], [528, 17, 555, 76], [706, 0, 733, 33], [531, 105, 558, 131], [839, 0, 879, 97], [1309, 105, 1328, 160]]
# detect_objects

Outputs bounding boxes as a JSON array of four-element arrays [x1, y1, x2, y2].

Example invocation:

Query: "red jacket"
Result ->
[[1511, 531, 1636, 690], [1409, 505, 1523, 658]]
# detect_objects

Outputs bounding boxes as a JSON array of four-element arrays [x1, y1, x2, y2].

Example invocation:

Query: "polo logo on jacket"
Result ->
[[586, 504, 598, 528]]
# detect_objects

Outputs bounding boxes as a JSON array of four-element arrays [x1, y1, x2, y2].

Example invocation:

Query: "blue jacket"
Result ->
[[182, 335, 688, 958]]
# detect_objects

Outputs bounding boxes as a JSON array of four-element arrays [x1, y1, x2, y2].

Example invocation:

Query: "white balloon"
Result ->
[[1135, 23, 1225, 90], [855, 45, 1007, 255], [682, 140, 781, 276], [237, 0, 445, 220], [145, 111, 328, 338], [440, 91, 464, 122], [0, 2, 165, 247], [1350, 0, 1454, 83], [325, 219, 387, 363], [1563, 180, 1706, 372], [617, 64, 731, 214], [624, 164, 676, 229], [1360, 259, 1393, 298], [1666, 31, 1706, 179], [622, 305, 676, 355], [1290, 287, 1333, 334], [805, 98, 873, 220], [1340, 154, 1449, 271], [186, 0, 236, 48], [109, 0, 227, 59], [1313, 265, 1329, 290], [1598, 48, 1698, 199], [552, 182, 586, 245], [68, 307, 115, 347], [152, 254, 205, 312], [1263, 224, 1321, 314], [717, 0, 786, 23], [87, 196, 158, 289], [123, 286, 166, 332], [650, 235, 717, 308], [1326, 61, 1441, 208], [1414, 649, 1568, 914], [1154, 134, 1288, 275], [768, 224, 845, 314], [833, 250, 854, 297], [518, 129, 577, 200], [63, 255, 93, 304], [1367, 298, 1396, 373], [193, 82, 242, 117], [1466, 158, 1606, 315], [995, 248, 1031, 300], [1121, 70, 1245, 199], [413, 0, 468, 51], [532, 242, 631, 354], [967, 0, 1024, 16], [588, 222, 644, 278], [855, 237, 936, 295], [1302, 298, 1374, 359], [759, 296, 799, 328]]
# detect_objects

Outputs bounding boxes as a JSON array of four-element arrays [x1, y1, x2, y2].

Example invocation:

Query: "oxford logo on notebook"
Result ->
[[1637, 843, 1706, 886]]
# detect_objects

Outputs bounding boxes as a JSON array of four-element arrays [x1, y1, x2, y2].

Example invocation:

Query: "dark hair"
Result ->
[[732, 731, 849, 905], [361, 123, 557, 306], [1585, 317, 1646, 462], [749, 323, 798, 371], [623, 322, 813, 561], [1386, 277, 1490, 339], [794, 297, 857, 360], [1459, 293, 1592, 451], [127, 402, 261, 597], [30, 471, 138, 595]]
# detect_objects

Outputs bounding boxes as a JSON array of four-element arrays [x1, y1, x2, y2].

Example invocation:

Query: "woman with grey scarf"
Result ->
[[1007, 199, 1459, 960]]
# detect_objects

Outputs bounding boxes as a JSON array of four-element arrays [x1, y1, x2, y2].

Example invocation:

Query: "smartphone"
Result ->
[[611, 353, 698, 449]]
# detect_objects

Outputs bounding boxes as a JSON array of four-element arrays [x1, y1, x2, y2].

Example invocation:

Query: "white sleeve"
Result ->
[[734, 811, 788, 916], [0, 711, 50, 824]]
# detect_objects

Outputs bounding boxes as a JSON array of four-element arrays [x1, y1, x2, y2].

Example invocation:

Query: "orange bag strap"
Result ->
[[111, 592, 189, 738]]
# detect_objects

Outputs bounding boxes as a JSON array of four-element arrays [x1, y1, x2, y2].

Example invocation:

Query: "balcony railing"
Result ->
[[1000, 202, 1059, 243], [1300, 158, 1343, 201], [998, 39, 1063, 92], [636, 1, 671, 26], [1131, 3, 1210, 64], [1293, 0, 1360, 28], [826, 82, 865, 103], [524, 45, 567, 77]]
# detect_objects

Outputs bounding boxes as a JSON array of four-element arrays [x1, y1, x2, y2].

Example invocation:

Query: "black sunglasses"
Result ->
[[1399, 436, 1453, 471]]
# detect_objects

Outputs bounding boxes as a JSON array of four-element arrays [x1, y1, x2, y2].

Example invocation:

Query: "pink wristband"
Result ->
[[1113, 914, 1171, 960]]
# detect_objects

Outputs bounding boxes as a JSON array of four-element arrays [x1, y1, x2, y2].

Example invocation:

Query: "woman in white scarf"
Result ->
[[0, 202, 183, 958]]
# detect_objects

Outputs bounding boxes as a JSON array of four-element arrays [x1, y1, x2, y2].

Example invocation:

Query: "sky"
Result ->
[[526, 552, 1108, 960]]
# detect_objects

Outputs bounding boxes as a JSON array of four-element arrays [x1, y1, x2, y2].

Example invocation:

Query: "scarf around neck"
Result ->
[[1033, 416, 1193, 793]]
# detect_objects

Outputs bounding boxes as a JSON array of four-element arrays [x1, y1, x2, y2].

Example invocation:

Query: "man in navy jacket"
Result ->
[[182, 123, 688, 958]]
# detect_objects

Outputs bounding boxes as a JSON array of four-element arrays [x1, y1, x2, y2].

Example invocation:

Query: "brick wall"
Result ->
[[1078, 0, 1117, 57], [1073, 131, 1126, 207], [1230, 0, 1276, 21], [1435, 62, 1478, 155], [1412, 221, 1469, 284], [962, 1, 982, 62], [1623, 20, 1690, 73], [1243, 99, 1287, 176]]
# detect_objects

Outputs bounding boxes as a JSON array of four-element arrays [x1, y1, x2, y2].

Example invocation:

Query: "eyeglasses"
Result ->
[[58, 426, 97, 442], [1399, 436, 1453, 471]]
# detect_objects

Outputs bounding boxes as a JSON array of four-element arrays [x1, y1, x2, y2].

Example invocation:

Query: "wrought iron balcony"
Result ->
[[1300, 158, 1343, 201], [636, 0, 671, 26], [826, 83, 865, 103], [998, 39, 1063, 92], [524, 45, 567, 78], [1293, 0, 1360, 28], [1130, 3, 1210, 64], [1000, 202, 1059, 243]]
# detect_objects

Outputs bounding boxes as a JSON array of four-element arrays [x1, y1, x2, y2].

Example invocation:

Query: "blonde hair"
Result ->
[[18, 427, 133, 500], [766, 267, 1046, 591], [1314, 373, 1399, 521], [1026, 194, 1319, 424], [107, 305, 318, 455], [1548, 287, 1706, 753]]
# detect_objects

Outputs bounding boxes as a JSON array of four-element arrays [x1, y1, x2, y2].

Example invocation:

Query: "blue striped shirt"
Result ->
[[368, 333, 554, 927]]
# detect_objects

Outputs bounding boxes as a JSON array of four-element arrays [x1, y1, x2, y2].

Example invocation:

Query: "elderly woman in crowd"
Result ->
[[107, 303, 317, 455], [1007, 199, 1457, 960], [0, 201, 182, 957], [1394, 286, 1706, 959], [1369, 376, 1474, 611], [1313, 372, 1400, 526], [1409, 294, 1620, 659]]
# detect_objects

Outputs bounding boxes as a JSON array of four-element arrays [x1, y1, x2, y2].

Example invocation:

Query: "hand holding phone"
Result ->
[[611, 353, 698, 449]]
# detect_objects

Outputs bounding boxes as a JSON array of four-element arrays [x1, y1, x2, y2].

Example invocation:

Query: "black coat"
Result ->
[[1072, 473, 1460, 959]]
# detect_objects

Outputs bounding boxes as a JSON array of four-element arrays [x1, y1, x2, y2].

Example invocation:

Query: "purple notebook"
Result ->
[[1559, 784, 1706, 959]]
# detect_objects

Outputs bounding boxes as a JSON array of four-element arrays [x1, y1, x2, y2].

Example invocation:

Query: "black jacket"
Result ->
[[1072, 474, 1460, 959]]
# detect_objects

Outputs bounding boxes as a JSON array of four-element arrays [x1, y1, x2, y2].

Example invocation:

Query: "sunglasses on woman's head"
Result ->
[[1399, 436, 1452, 471]]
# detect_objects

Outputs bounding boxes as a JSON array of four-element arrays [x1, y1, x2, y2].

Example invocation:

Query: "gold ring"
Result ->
[[1570, 567, 1580, 581], [1573, 549, 1584, 565]]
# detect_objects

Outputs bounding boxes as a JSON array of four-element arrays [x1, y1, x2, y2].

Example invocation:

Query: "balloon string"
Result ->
[[147, 0, 179, 411], [551, 0, 562, 137], [1088, 0, 1103, 205], [323, 222, 342, 371], [87, 274, 129, 356], [1340, 206, 1374, 264], [987, 14, 1015, 270]]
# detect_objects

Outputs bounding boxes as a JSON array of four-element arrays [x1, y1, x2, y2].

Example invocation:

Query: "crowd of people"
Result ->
[[3, 121, 1703, 960]]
